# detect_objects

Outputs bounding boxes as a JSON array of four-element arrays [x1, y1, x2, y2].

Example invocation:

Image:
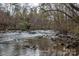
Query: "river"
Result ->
[[0, 30, 57, 56]]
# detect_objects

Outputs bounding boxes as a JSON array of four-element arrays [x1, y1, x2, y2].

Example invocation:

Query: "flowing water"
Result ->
[[0, 30, 57, 56]]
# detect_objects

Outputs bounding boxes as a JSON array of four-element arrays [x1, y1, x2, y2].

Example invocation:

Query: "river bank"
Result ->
[[0, 30, 79, 56]]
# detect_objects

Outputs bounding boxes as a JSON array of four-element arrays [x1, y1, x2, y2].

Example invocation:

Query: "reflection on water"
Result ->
[[0, 30, 78, 56], [0, 43, 40, 56], [0, 30, 55, 56]]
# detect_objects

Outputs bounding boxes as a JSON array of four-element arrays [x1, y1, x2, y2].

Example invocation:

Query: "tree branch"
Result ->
[[63, 4, 78, 16], [42, 9, 73, 19], [42, 8, 79, 23], [69, 3, 79, 11]]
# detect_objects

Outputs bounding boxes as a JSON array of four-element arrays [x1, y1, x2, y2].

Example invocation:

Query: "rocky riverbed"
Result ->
[[0, 30, 79, 56]]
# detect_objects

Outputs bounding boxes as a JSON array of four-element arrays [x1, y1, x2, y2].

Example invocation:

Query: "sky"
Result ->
[[29, 3, 39, 7], [32, 3, 39, 6]]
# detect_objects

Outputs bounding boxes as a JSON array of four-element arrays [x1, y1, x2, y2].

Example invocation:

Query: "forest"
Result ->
[[0, 3, 79, 32], [0, 3, 79, 56]]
